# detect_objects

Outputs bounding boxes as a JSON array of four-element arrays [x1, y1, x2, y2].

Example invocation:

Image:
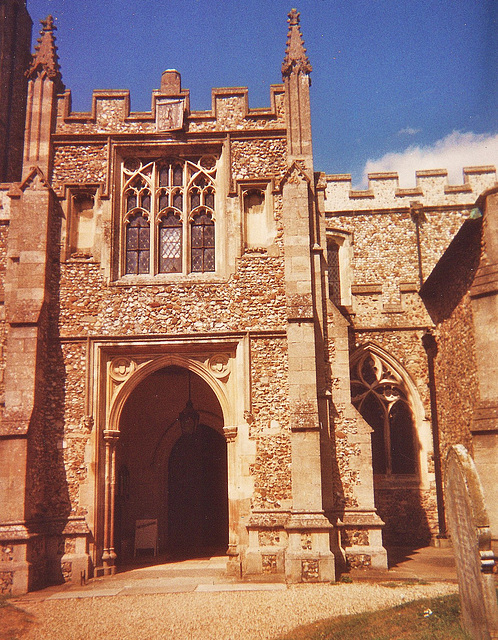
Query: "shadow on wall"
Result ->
[[421, 216, 482, 324], [355, 344, 433, 550], [24, 197, 72, 590], [337, 337, 432, 556]]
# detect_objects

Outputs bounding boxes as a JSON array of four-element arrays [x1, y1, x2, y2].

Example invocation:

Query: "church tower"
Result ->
[[0, 0, 32, 182]]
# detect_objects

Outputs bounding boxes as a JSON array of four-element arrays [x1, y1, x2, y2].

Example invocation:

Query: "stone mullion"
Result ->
[[150, 162, 157, 274]]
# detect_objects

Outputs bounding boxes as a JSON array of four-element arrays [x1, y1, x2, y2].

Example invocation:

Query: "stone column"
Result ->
[[102, 430, 119, 575], [223, 425, 241, 577]]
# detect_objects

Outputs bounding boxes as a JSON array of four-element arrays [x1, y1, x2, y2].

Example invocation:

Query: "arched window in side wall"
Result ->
[[350, 349, 417, 475]]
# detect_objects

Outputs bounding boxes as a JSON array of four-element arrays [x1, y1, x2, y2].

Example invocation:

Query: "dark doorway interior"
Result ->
[[115, 366, 227, 563], [168, 423, 228, 557]]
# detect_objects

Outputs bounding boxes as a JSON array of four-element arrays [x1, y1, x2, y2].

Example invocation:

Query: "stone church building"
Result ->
[[0, 2, 497, 594]]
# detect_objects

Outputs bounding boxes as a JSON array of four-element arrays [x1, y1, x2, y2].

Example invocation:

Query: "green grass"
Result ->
[[276, 593, 472, 640]]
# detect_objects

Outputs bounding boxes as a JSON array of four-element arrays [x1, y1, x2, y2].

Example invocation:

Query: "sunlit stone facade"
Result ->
[[0, 5, 496, 594]]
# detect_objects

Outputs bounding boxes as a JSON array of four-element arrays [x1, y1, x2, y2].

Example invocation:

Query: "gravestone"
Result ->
[[445, 445, 498, 640]]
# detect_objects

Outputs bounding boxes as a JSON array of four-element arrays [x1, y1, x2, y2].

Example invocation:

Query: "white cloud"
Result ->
[[359, 131, 498, 188], [397, 127, 421, 136]]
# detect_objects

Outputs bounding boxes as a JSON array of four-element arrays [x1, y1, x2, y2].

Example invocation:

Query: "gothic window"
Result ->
[[350, 350, 417, 476], [121, 156, 217, 275]]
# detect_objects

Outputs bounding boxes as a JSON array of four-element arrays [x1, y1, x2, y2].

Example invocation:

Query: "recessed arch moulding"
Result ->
[[350, 342, 432, 489], [83, 334, 254, 577]]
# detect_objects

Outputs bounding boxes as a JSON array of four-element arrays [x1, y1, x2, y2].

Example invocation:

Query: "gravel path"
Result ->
[[14, 582, 458, 640]]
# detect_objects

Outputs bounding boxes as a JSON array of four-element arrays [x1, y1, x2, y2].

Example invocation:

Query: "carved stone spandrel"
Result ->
[[207, 353, 231, 380], [109, 357, 136, 382]]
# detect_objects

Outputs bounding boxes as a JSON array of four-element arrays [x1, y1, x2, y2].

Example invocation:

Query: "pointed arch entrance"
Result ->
[[114, 365, 228, 561], [350, 344, 433, 547]]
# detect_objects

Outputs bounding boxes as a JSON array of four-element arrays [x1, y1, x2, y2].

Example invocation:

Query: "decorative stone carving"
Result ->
[[244, 410, 255, 425], [156, 98, 185, 131], [81, 415, 94, 432], [0, 545, 14, 562], [0, 571, 14, 595], [341, 528, 370, 547], [207, 353, 231, 379], [262, 554, 278, 573], [109, 357, 136, 382], [223, 426, 238, 443], [346, 553, 372, 569], [281, 9, 312, 78], [290, 400, 320, 431], [301, 559, 319, 582], [259, 530, 281, 546], [286, 293, 314, 319], [249, 511, 290, 529]]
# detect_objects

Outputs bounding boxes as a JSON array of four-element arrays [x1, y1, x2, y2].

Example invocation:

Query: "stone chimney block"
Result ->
[[160, 69, 181, 95]]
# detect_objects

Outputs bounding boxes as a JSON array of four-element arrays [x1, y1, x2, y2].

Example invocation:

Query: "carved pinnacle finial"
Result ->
[[288, 8, 300, 26], [282, 8, 312, 78], [26, 15, 64, 89]]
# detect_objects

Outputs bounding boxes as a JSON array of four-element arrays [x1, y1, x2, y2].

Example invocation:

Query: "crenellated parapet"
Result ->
[[55, 82, 285, 136], [325, 166, 497, 211]]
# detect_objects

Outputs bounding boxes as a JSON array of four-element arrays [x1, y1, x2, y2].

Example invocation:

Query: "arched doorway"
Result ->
[[114, 365, 228, 562]]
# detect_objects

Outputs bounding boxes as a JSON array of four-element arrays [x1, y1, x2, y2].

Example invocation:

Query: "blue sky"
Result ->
[[27, 0, 498, 186]]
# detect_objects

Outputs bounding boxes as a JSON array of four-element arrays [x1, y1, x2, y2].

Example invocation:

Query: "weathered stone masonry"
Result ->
[[0, 6, 497, 594]]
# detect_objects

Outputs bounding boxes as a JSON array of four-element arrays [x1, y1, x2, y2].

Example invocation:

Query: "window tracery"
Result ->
[[122, 156, 217, 275], [350, 350, 417, 476]]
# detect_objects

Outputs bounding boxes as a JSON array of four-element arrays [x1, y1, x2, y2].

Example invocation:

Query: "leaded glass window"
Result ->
[[159, 212, 182, 273], [327, 239, 341, 306], [350, 350, 417, 476], [126, 213, 150, 274], [191, 211, 215, 272], [121, 156, 217, 275]]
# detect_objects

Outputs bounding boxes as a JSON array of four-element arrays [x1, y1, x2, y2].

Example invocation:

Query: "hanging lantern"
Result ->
[[179, 371, 199, 435]]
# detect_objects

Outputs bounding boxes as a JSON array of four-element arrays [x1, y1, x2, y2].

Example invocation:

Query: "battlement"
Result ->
[[55, 82, 286, 136], [324, 166, 497, 211]]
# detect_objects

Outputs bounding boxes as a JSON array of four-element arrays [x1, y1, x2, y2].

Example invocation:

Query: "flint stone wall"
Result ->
[[249, 336, 291, 510], [55, 88, 285, 136]]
